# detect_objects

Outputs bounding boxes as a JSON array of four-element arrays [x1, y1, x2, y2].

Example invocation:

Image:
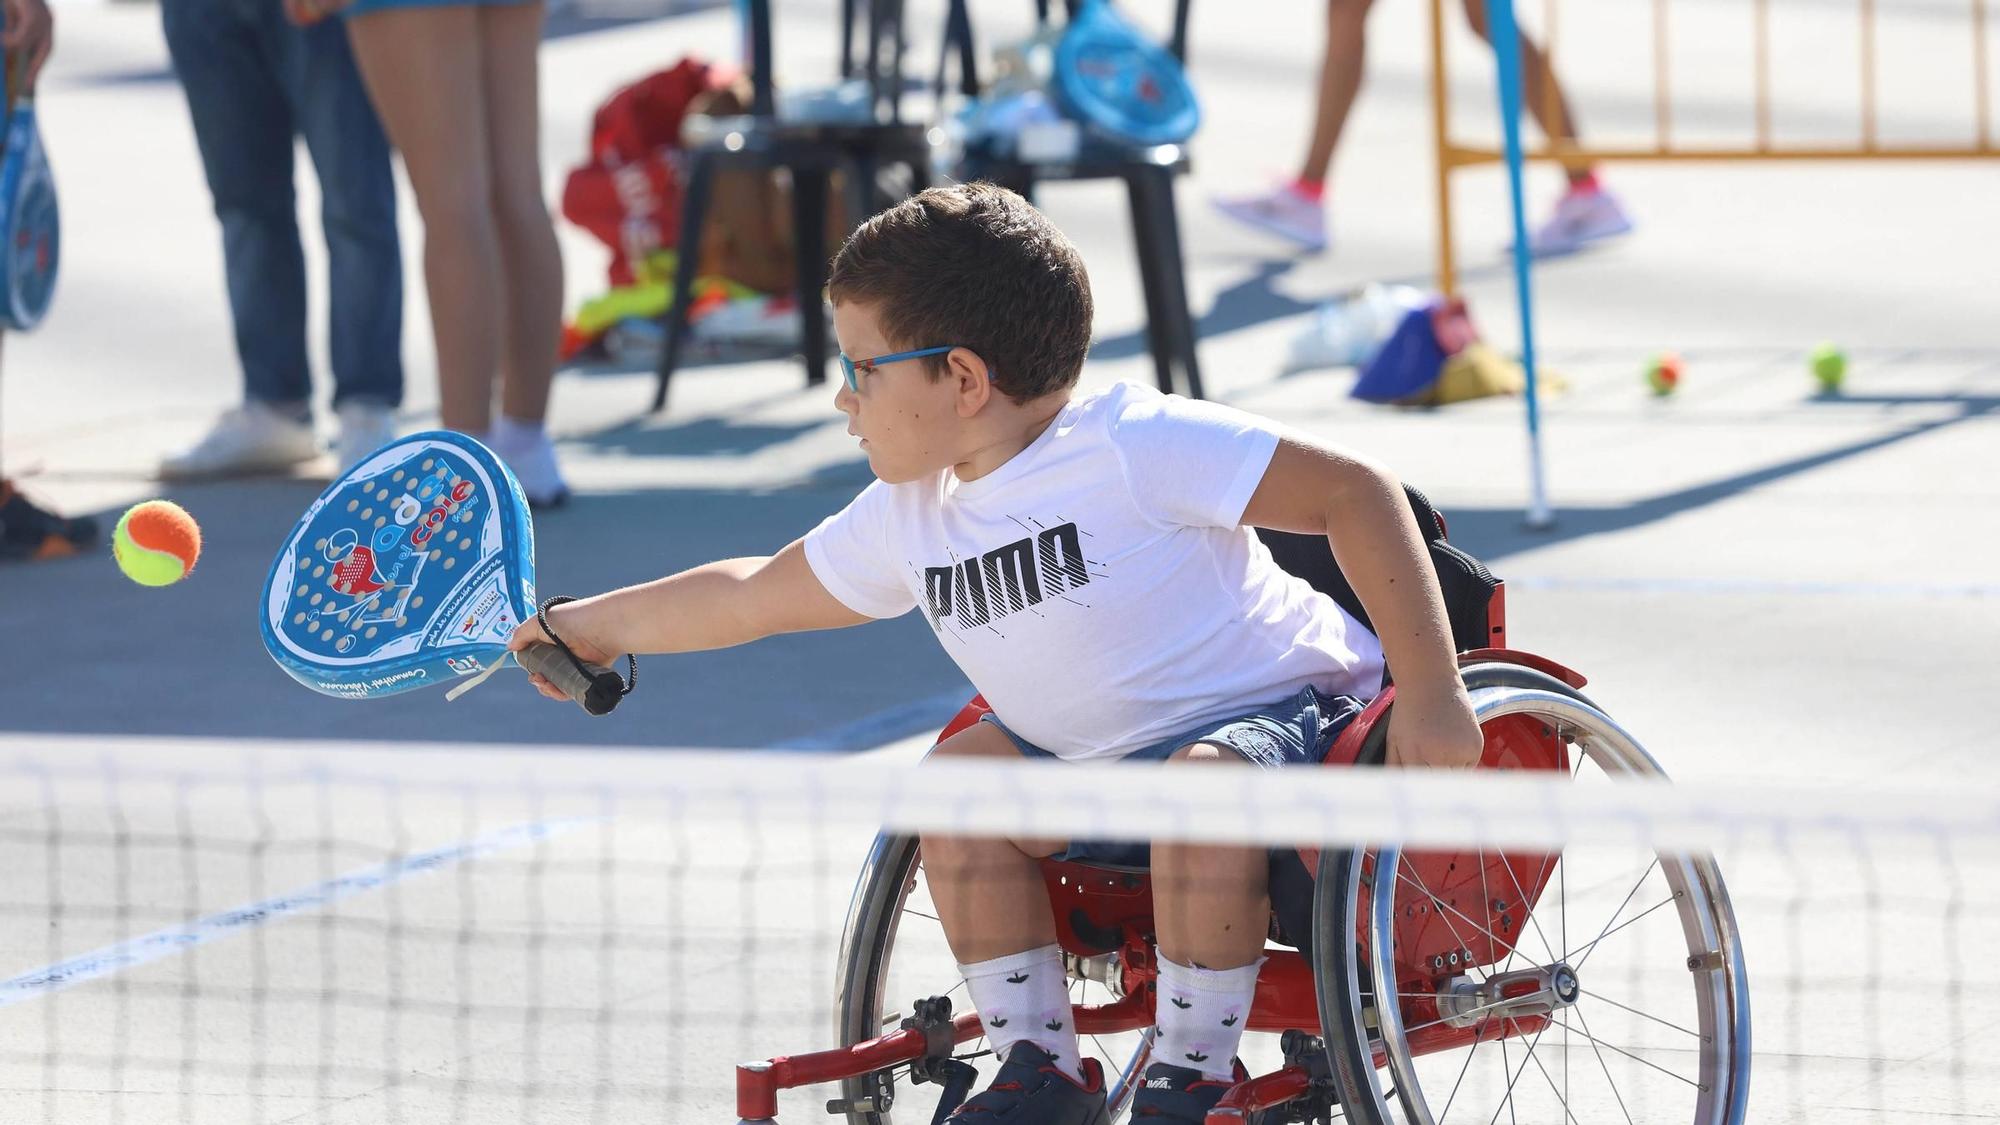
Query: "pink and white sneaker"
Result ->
[[1524, 183, 1634, 257], [1211, 183, 1328, 253]]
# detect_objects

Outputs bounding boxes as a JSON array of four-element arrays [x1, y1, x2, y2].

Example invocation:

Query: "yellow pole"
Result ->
[[1976, 0, 1992, 149], [1755, 0, 1772, 150], [1861, 0, 1878, 149], [1430, 0, 1459, 296], [1654, 0, 1672, 149]]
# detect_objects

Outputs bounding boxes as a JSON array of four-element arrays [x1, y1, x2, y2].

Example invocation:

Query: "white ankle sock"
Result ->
[[1153, 954, 1263, 1081], [958, 945, 1082, 1082], [487, 415, 545, 456]]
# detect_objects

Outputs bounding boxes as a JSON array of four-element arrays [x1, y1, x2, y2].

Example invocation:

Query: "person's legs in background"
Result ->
[[159, 0, 321, 478], [1458, 0, 1632, 255], [1211, 0, 1372, 253], [346, 3, 567, 505], [1214, 0, 1631, 257], [291, 15, 404, 471], [344, 12, 504, 434], [476, 0, 567, 505]]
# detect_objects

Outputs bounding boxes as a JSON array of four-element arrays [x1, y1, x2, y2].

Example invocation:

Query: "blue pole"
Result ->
[[1490, 0, 1554, 528]]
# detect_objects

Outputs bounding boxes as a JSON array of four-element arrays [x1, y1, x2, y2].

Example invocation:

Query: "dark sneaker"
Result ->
[[0, 481, 97, 562], [1131, 1059, 1247, 1121], [944, 1042, 1109, 1123]]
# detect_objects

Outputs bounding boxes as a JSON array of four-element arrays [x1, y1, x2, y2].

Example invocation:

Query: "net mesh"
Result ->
[[0, 729, 1994, 1124]]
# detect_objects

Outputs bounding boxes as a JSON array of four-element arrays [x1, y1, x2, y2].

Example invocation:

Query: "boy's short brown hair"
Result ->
[[828, 183, 1093, 402]]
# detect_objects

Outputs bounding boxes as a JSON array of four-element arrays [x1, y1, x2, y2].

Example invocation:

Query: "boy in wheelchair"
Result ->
[[512, 182, 1483, 1124]]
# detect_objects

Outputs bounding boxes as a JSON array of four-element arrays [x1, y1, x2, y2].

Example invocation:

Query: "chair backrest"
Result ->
[[1256, 485, 1505, 656]]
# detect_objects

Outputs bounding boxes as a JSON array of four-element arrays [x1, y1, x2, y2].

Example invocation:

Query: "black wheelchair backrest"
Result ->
[[1256, 484, 1503, 655]]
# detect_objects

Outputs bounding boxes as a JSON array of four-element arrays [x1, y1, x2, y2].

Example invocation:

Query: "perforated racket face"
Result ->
[[260, 432, 537, 700], [1053, 3, 1200, 146], [0, 105, 58, 332]]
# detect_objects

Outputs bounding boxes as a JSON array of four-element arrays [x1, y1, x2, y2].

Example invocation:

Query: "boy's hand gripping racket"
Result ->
[[260, 431, 631, 714]]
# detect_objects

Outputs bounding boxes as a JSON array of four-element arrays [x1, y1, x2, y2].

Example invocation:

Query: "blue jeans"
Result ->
[[162, 0, 402, 413]]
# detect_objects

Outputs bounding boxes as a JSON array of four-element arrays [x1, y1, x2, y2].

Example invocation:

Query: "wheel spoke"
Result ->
[[1437, 1015, 1489, 1124], [1571, 1004, 1637, 1125], [1579, 988, 1702, 1039], [1555, 1009, 1699, 1089], [1523, 1035, 1584, 1125], [1497, 850, 1563, 970], [1482, 1019, 1551, 1125], [901, 908, 941, 923], [1571, 895, 1677, 972], [1570, 859, 1658, 968]]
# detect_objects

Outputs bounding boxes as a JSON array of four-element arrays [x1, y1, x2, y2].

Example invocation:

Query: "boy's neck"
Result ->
[[952, 394, 1070, 483]]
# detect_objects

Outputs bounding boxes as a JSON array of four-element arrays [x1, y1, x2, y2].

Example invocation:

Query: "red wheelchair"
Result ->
[[736, 490, 1751, 1125]]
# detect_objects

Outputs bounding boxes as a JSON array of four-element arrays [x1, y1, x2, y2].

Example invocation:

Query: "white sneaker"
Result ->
[[333, 401, 397, 473], [1525, 185, 1634, 257], [488, 429, 570, 509], [159, 402, 319, 480], [1212, 184, 1328, 252]]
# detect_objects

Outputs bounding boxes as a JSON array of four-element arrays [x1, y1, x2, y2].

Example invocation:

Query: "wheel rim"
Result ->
[[1339, 685, 1751, 1125], [833, 836, 1154, 1123]]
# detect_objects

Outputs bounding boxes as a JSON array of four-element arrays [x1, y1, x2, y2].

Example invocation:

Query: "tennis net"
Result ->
[[0, 719, 1995, 1124]]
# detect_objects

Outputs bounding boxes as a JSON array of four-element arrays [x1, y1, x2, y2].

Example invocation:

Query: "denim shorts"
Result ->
[[979, 686, 1365, 868]]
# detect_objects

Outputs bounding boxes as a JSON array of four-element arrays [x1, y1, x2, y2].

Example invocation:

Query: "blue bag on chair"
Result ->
[[1052, 0, 1201, 146]]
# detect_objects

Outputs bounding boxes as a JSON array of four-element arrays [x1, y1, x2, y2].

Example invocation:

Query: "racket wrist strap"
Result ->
[[537, 596, 638, 698]]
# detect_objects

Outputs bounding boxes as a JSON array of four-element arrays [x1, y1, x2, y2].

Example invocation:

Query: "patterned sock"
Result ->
[[1153, 954, 1264, 1082], [958, 945, 1083, 1082]]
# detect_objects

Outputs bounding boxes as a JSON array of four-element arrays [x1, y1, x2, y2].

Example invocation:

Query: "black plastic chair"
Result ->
[[649, 0, 935, 413], [944, 0, 1204, 400]]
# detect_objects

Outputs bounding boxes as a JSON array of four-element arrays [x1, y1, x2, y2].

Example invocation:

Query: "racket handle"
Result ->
[[515, 643, 625, 716]]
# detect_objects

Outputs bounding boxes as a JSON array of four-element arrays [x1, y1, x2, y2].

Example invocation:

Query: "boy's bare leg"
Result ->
[[1151, 742, 1270, 971], [1299, 0, 1377, 187], [922, 721, 1065, 963]]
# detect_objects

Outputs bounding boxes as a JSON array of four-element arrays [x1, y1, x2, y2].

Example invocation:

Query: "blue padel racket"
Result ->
[[0, 59, 59, 332], [1052, 0, 1200, 148], [259, 431, 627, 714]]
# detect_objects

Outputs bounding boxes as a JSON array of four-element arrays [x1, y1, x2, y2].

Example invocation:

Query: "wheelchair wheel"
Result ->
[[832, 834, 1155, 1124], [1314, 665, 1751, 1125]]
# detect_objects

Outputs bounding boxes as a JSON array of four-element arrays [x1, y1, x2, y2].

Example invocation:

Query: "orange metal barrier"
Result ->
[[1428, 0, 1998, 294]]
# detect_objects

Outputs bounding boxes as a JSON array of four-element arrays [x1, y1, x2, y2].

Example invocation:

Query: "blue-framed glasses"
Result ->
[[838, 345, 962, 393]]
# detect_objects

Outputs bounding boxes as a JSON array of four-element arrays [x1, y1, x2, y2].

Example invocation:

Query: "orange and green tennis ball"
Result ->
[[1644, 352, 1682, 396], [1809, 342, 1846, 393], [112, 500, 202, 587]]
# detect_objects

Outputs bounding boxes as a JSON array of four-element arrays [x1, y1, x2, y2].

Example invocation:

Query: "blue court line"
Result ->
[[1508, 575, 1999, 600], [0, 818, 585, 1008]]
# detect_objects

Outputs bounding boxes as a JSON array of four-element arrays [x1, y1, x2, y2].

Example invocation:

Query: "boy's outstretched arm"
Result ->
[[507, 538, 871, 701], [1241, 435, 1485, 769]]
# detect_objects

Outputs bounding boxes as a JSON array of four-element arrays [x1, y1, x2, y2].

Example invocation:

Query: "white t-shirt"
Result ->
[[803, 381, 1386, 761]]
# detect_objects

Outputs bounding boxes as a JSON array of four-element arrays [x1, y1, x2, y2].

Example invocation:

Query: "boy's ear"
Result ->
[[948, 347, 993, 417]]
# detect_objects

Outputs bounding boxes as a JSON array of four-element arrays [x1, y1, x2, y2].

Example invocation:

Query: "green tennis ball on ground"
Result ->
[[1809, 343, 1847, 392], [1644, 352, 1682, 396], [113, 500, 202, 587]]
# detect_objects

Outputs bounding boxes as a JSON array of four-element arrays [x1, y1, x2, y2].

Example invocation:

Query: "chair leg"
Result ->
[[1154, 179, 1204, 400], [792, 166, 832, 387], [1125, 171, 1177, 396], [652, 152, 715, 413], [1135, 166, 1204, 399]]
